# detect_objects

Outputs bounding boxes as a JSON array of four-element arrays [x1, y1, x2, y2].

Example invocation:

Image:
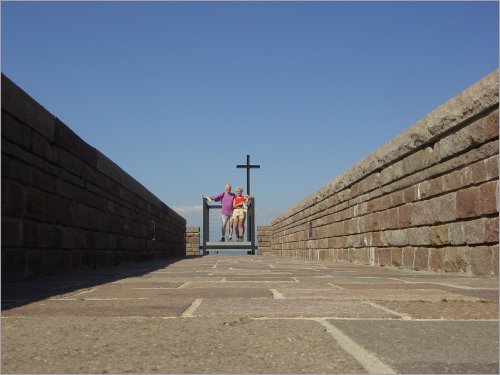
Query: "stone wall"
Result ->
[[186, 227, 200, 256], [257, 226, 272, 255], [1, 74, 186, 280], [268, 70, 499, 276]]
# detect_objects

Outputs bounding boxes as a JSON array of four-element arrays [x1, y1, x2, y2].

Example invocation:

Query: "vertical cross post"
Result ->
[[236, 154, 260, 195], [237, 155, 260, 245]]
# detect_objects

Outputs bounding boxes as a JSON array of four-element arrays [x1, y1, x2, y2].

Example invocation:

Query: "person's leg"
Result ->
[[233, 216, 240, 239], [228, 217, 234, 240], [221, 215, 228, 241], [239, 217, 245, 241]]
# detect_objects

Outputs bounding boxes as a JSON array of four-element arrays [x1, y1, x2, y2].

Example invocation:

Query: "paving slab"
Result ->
[[80, 286, 273, 299], [276, 288, 481, 302], [330, 320, 499, 374], [193, 298, 399, 319], [2, 298, 193, 317], [1, 317, 366, 374], [377, 301, 499, 320], [225, 276, 297, 282]]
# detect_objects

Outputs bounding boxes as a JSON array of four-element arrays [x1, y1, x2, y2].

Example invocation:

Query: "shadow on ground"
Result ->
[[1, 256, 200, 310]]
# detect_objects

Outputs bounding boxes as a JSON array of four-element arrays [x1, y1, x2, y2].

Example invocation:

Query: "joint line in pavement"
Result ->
[[315, 319, 397, 374], [364, 301, 412, 320], [181, 298, 203, 318]]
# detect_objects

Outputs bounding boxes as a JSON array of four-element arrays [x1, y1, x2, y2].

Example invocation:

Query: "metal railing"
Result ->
[[202, 197, 256, 255]]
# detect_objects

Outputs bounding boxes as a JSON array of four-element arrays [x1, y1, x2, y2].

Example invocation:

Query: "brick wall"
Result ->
[[257, 226, 272, 255], [268, 70, 499, 276], [2, 74, 187, 280], [186, 227, 200, 256]]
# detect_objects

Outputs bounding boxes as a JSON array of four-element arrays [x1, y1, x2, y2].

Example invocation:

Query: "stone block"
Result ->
[[54, 118, 97, 168], [24, 250, 42, 277], [438, 193, 457, 223], [37, 223, 63, 248], [1, 217, 22, 247], [21, 220, 39, 248], [61, 226, 87, 249], [444, 247, 470, 273], [390, 229, 408, 246], [479, 180, 498, 215], [1, 248, 26, 279], [382, 194, 393, 211], [398, 204, 412, 228], [411, 200, 433, 226], [429, 248, 445, 271], [485, 217, 499, 244], [456, 187, 480, 219], [484, 155, 499, 180], [391, 248, 402, 267], [470, 159, 487, 184], [408, 226, 431, 246], [4, 157, 33, 186], [493, 245, 499, 276], [25, 187, 58, 223], [470, 247, 493, 276], [464, 219, 486, 244], [402, 247, 414, 269], [367, 197, 382, 213], [32, 168, 57, 193], [413, 248, 429, 270], [416, 181, 431, 200], [429, 177, 443, 196], [1, 111, 33, 150], [442, 170, 462, 192], [32, 131, 56, 161], [402, 147, 437, 176], [448, 222, 465, 245], [403, 186, 416, 203], [461, 165, 474, 187], [436, 118, 489, 160], [391, 190, 405, 206], [369, 231, 380, 247], [486, 110, 499, 139], [431, 225, 449, 245], [3, 179, 27, 218], [378, 248, 391, 267]]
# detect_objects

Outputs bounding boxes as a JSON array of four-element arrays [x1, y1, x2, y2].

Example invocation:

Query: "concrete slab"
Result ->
[[277, 288, 481, 302], [80, 286, 273, 299], [2, 298, 193, 317], [120, 276, 224, 283], [1, 317, 366, 374], [194, 298, 399, 318], [330, 320, 499, 373], [377, 301, 499, 320]]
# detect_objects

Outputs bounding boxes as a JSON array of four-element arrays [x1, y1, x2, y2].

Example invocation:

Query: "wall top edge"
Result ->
[[271, 69, 499, 225]]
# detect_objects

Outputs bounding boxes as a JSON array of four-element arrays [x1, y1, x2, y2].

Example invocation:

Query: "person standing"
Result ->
[[232, 187, 252, 242], [210, 184, 236, 242]]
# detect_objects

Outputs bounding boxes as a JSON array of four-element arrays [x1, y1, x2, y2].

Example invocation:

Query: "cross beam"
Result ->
[[236, 154, 260, 195]]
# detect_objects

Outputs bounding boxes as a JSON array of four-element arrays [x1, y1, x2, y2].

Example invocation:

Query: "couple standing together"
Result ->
[[209, 184, 253, 242]]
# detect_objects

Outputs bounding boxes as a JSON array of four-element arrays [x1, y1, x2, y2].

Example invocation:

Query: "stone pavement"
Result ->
[[1, 255, 498, 374]]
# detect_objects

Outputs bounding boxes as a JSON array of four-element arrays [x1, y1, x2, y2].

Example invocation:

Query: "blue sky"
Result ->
[[2, 1, 498, 230]]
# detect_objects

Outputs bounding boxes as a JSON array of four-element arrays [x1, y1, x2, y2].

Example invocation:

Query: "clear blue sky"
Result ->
[[2, 1, 498, 229]]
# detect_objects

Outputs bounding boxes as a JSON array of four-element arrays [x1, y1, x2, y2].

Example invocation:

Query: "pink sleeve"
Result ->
[[211, 192, 224, 202]]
